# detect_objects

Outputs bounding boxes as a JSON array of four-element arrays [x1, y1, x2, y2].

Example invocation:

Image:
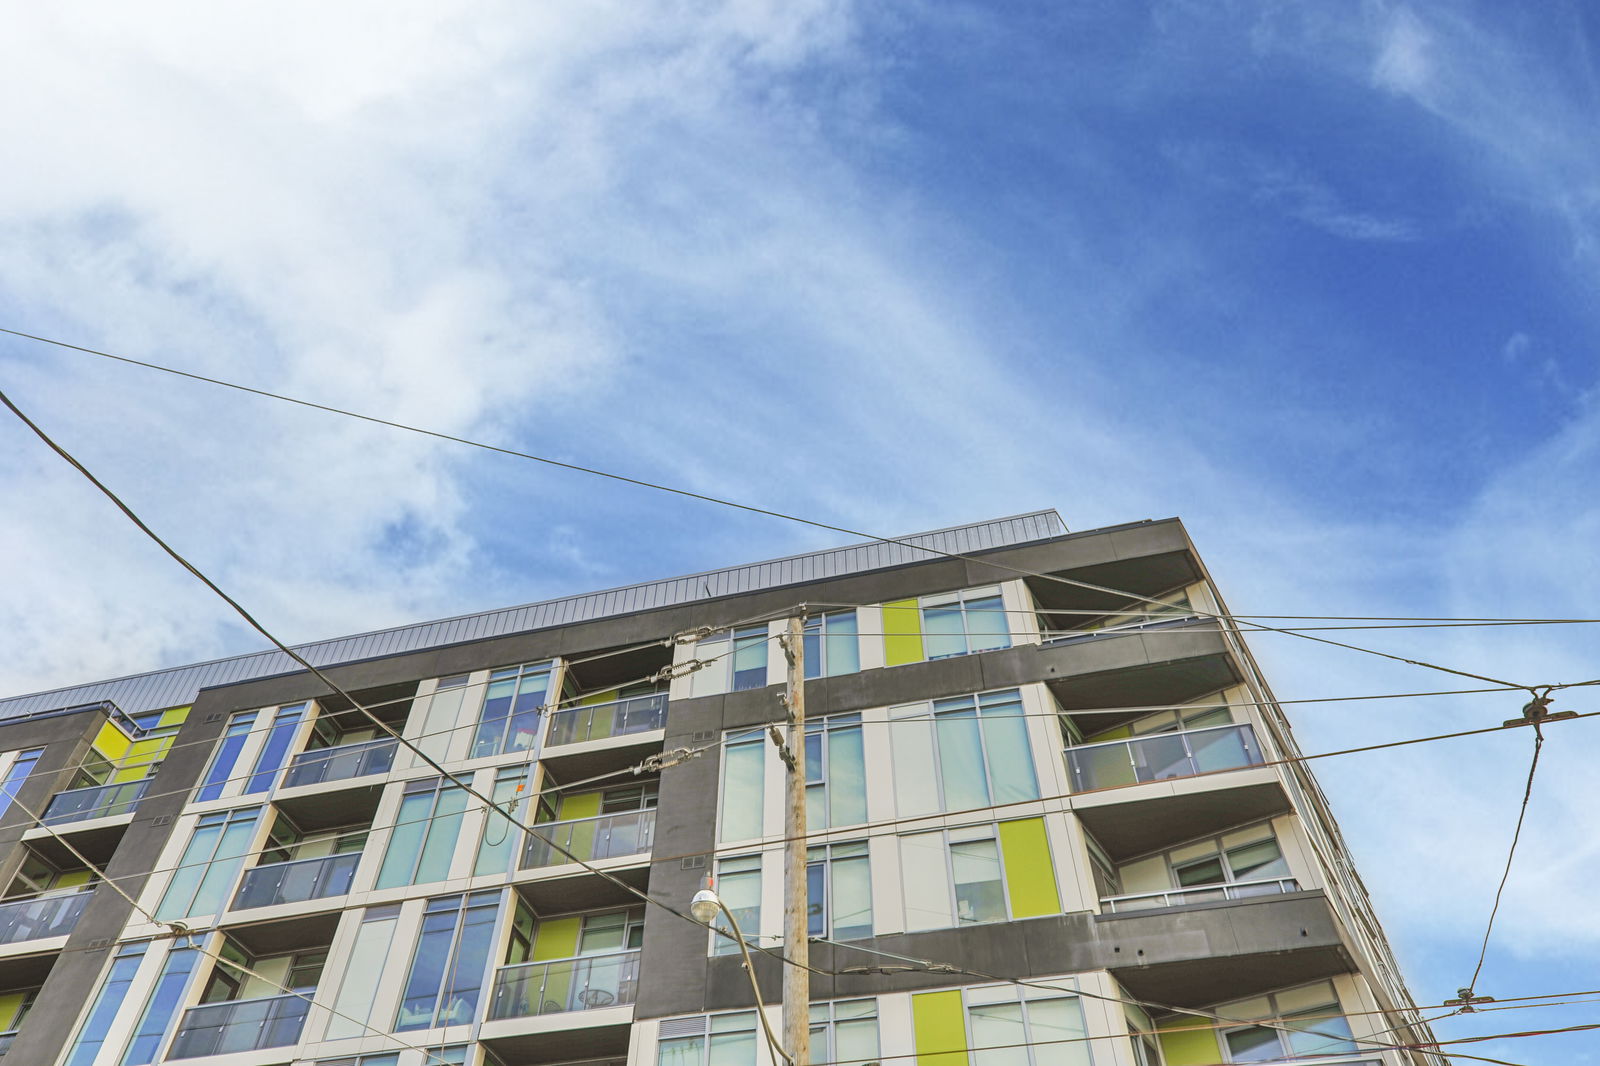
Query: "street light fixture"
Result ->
[[689, 882, 794, 1066]]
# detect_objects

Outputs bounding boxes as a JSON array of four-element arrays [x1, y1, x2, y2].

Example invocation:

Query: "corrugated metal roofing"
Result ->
[[0, 510, 1068, 722]]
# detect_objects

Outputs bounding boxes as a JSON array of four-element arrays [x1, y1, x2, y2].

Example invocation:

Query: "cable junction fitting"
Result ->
[[1502, 688, 1577, 730], [636, 747, 704, 774], [651, 659, 708, 683]]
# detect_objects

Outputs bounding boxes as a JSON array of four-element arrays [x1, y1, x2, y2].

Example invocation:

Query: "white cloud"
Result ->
[[1371, 6, 1434, 97]]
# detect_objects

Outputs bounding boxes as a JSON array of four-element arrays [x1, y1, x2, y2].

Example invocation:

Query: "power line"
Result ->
[[1463, 723, 1546, 1000], [0, 324, 1531, 692], [0, 384, 830, 979]]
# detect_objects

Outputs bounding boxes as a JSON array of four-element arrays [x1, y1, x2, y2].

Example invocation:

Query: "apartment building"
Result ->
[[0, 512, 1441, 1066]]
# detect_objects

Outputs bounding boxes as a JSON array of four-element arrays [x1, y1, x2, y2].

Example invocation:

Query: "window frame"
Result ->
[[804, 713, 867, 831], [803, 610, 861, 679], [471, 662, 553, 760], [806, 840, 872, 940], [901, 824, 1011, 932], [711, 854, 762, 956], [375, 777, 469, 889], [919, 586, 1011, 660], [393, 890, 502, 1032], [890, 689, 1039, 817]]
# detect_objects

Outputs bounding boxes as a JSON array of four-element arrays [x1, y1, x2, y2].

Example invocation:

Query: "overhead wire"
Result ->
[[0, 385, 833, 980], [1463, 722, 1547, 1000], [0, 781, 464, 1065], [0, 325, 1534, 691]]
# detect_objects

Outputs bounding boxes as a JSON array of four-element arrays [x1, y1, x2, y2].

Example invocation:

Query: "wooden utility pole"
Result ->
[[780, 614, 811, 1066]]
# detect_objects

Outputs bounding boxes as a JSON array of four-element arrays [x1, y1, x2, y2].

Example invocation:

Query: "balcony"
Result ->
[[547, 694, 666, 747], [1100, 877, 1299, 914], [281, 738, 397, 789], [41, 780, 149, 824], [232, 852, 361, 911], [0, 889, 91, 944], [490, 950, 640, 1019], [167, 992, 310, 1059], [520, 810, 655, 869], [0, 1031, 13, 1056], [1065, 723, 1263, 792]]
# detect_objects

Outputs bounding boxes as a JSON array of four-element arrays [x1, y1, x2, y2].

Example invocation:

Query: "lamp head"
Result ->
[[690, 888, 721, 924]]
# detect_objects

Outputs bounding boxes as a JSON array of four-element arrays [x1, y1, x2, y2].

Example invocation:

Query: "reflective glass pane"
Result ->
[[969, 1002, 1027, 1066], [965, 594, 1011, 653], [720, 742, 764, 842], [824, 612, 860, 676], [935, 710, 990, 811], [1029, 998, 1091, 1066], [831, 854, 873, 939], [951, 838, 1005, 924], [922, 603, 967, 660], [979, 695, 1037, 805], [827, 727, 867, 826]]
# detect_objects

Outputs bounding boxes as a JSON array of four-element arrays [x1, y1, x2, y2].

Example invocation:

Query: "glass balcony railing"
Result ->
[[281, 738, 397, 789], [41, 779, 150, 824], [231, 852, 361, 911], [0, 889, 92, 943], [167, 992, 310, 1060], [489, 950, 641, 1019], [1099, 877, 1300, 914], [0, 1030, 14, 1056], [1065, 723, 1263, 792], [547, 693, 667, 746], [520, 809, 655, 869]]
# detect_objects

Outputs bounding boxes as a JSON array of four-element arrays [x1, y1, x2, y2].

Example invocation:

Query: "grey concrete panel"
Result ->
[[1074, 782, 1294, 861]]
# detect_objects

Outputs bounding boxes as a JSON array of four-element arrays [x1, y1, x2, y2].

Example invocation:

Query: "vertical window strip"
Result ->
[[62, 942, 149, 1066], [804, 714, 867, 830], [712, 855, 762, 955], [0, 749, 42, 820], [376, 778, 468, 889], [473, 765, 533, 875], [808, 999, 879, 1066], [718, 732, 765, 843], [156, 809, 261, 920], [195, 713, 257, 802], [803, 611, 860, 679], [472, 663, 551, 759], [326, 905, 402, 1040], [806, 841, 872, 940], [119, 941, 200, 1066], [243, 704, 307, 794], [395, 891, 502, 1031]]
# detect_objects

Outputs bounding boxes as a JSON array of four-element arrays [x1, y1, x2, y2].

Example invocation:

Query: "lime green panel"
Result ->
[[0, 991, 23, 1030], [92, 722, 131, 762], [56, 870, 92, 888], [998, 818, 1061, 918], [558, 792, 601, 821], [158, 706, 192, 727], [531, 916, 581, 961], [1157, 1018, 1222, 1066], [1085, 724, 1132, 742], [883, 600, 925, 666], [580, 689, 618, 705], [913, 990, 969, 1066]]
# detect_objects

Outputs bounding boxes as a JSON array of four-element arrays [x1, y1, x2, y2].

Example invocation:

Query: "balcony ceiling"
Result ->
[[1074, 780, 1294, 861], [1027, 551, 1201, 617], [514, 865, 650, 917], [482, 1021, 630, 1066], [221, 909, 341, 956]]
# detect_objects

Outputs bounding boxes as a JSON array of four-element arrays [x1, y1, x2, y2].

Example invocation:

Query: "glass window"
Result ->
[[660, 1012, 758, 1066], [195, 713, 257, 802], [807, 841, 871, 940], [1218, 982, 1357, 1061], [472, 663, 551, 759], [692, 626, 771, 697], [120, 941, 200, 1065], [968, 991, 1090, 1066], [376, 778, 468, 889], [809, 999, 878, 1066], [62, 942, 148, 1066], [1156, 823, 1292, 898], [395, 891, 501, 1031], [891, 690, 1039, 817], [474, 765, 534, 876], [719, 730, 765, 842], [157, 809, 261, 920], [804, 714, 867, 830], [0, 749, 42, 820], [901, 827, 1007, 931], [326, 905, 401, 1040], [922, 587, 1011, 660], [712, 855, 761, 956], [244, 704, 308, 794], [803, 611, 861, 679], [731, 626, 769, 691]]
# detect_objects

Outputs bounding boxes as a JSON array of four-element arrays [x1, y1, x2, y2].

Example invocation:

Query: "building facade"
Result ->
[[0, 512, 1441, 1066]]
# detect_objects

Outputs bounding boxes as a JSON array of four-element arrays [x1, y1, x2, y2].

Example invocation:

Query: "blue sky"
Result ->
[[2, 2, 1598, 1060]]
